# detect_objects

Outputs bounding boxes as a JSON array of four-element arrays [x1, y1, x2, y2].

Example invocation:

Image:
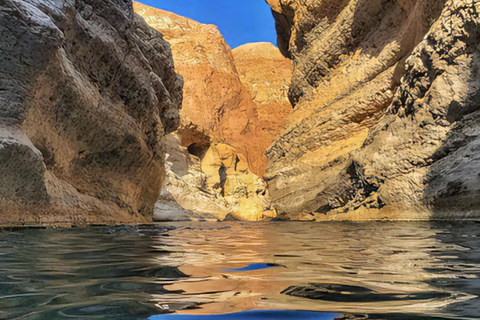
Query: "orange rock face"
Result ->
[[232, 42, 293, 175], [133, 2, 292, 176], [134, 2, 292, 220]]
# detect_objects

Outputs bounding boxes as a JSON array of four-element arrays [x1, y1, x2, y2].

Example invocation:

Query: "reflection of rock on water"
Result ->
[[0, 223, 479, 318], [147, 222, 477, 316]]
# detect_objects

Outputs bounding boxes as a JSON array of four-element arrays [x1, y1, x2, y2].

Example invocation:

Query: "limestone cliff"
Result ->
[[267, 0, 480, 220], [232, 42, 293, 162], [134, 3, 292, 221], [0, 0, 182, 225]]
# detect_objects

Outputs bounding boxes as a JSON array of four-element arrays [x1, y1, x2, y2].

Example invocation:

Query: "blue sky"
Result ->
[[138, 0, 277, 49]]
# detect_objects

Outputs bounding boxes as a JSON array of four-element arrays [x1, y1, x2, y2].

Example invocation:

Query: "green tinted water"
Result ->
[[0, 222, 479, 319]]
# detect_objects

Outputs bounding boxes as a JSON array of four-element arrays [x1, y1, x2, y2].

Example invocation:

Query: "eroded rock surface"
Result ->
[[0, 0, 182, 225], [232, 42, 293, 170], [134, 3, 292, 221], [157, 134, 275, 221], [267, 0, 480, 220]]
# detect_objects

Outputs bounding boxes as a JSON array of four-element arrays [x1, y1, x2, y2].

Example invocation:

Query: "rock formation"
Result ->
[[232, 42, 294, 169], [134, 3, 292, 221], [266, 0, 480, 220], [0, 0, 182, 225]]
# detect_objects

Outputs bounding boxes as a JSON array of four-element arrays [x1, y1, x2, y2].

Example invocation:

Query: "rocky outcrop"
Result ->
[[0, 0, 182, 225], [157, 134, 275, 221], [267, 0, 480, 220], [134, 3, 292, 221]]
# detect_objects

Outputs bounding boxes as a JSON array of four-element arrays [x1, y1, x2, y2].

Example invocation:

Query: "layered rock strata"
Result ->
[[267, 0, 480, 220], [134, 3, 292, 221], [0, 0, 182, 225]]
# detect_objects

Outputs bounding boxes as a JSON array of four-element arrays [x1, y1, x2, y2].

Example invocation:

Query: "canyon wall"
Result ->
[[134, 3, 292, 221], [0, 0, 182, 225], [267, 0, 480, 220]]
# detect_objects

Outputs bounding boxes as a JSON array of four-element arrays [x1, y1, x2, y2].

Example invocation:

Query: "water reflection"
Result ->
[[150, 310, 342, 320], [223, 262, 284, 272], [0, 222, 478, 319]]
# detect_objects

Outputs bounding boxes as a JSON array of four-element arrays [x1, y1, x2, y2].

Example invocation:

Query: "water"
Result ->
[[0, 221, 479, 319]]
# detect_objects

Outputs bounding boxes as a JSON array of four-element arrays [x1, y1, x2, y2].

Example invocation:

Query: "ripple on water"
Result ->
[[0, 222, 479, 320], [281, 283, 456, 303]]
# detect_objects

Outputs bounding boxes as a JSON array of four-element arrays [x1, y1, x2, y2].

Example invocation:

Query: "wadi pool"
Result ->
[[0, 221, 479, 319]]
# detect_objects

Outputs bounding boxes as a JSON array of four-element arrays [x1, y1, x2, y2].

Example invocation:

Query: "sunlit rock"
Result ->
[[266, 0, 480, 220], [232, 42, 293, 174], [157, 134, 274, 221], [134, 2, 291, 221]]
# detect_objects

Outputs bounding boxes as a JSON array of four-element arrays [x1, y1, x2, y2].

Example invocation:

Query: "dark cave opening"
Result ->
[[187, 142, 210, 159]]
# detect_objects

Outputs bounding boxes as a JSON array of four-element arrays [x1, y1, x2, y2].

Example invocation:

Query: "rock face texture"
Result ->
[[267, 0, 480, 220], [232, 42, 294, 167], [157, 134, 275, 221], [0, 0, 182, 225], [134, 3, 292, 221]]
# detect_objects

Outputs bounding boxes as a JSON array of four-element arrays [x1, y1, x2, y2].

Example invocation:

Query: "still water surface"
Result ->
[[0, 222, 479, 319]]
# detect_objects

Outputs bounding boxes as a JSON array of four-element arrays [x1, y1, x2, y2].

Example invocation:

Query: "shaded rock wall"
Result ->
[[0, 0, 182, 225], [267, 0, 480, 220], [134, 3, 292, 221]]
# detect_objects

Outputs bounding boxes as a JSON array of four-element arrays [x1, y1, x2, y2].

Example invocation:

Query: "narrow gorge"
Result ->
[[2, 1, 480, 319], [1, 0, 479, 225], [133, 2, 292, 221]]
